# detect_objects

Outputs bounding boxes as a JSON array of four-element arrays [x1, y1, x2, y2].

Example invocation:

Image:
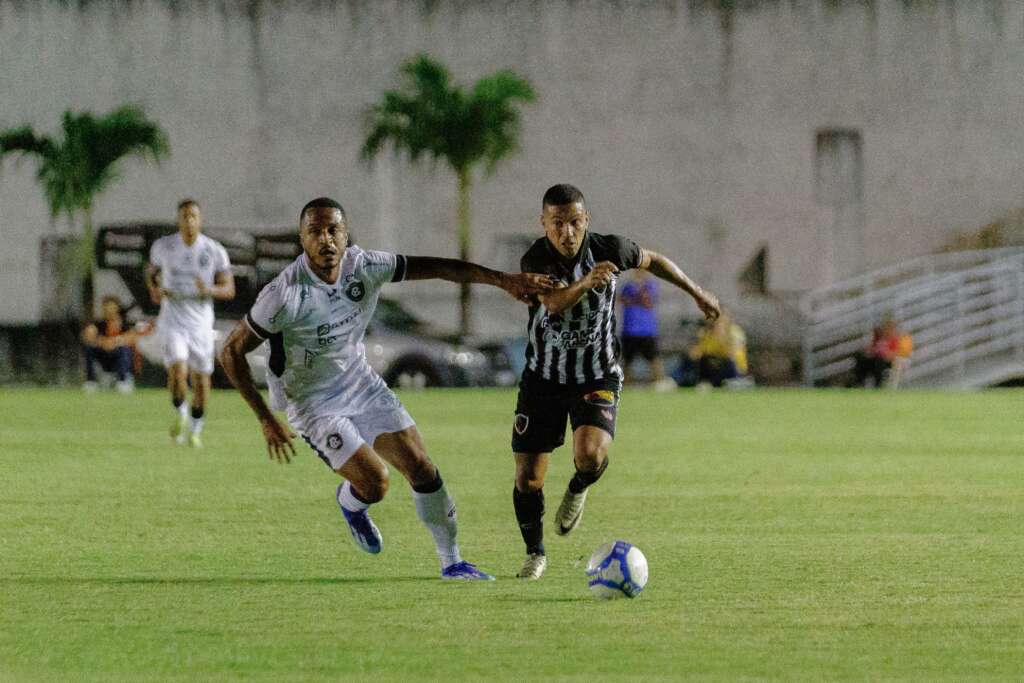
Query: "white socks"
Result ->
[[176, 401, 188, 420], [337, 480, 369, 512], [190, 416, 204, 435], [413, 483, 461, 569]]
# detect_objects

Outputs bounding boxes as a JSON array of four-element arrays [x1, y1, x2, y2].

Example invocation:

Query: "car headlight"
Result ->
[[446, 348, 486, 367]]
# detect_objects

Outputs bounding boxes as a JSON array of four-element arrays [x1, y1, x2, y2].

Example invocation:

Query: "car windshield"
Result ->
[[373, 298, 427, 335]]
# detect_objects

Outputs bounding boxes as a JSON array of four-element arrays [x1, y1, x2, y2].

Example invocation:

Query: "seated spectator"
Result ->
[[81, 296, 136, 393], [673, 312, 751, 388], [849, 318, 910, 388]]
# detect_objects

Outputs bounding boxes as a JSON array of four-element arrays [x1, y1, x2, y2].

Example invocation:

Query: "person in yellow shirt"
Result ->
[[675, 312, 749, 387]]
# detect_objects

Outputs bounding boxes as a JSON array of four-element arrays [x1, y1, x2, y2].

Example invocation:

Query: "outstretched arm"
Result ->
[[638, 249, 720, 320], [218, 321, 295, 463], [402, 256, 555, 303]]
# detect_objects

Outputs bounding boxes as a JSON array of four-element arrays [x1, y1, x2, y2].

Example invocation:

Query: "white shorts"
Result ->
[[161, 327, 215, 375], [293, 389, 416, 470]]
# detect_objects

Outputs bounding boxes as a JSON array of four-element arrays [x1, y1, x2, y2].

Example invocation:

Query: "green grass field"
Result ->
[[2, 387, 1024, 681]]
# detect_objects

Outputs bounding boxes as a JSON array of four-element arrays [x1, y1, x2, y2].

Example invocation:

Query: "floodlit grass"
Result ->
[[2, 386, 1024, 681]]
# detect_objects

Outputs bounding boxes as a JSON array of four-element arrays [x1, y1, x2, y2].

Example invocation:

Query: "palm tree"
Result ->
[[362, 54, 535, 338], [0, 105, 170, 318]]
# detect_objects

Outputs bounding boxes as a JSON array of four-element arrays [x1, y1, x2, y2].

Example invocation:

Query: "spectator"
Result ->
[[619, 269, 665, 384], [674, 312, 750, 388], [81, 296, 136, 393], [849, 318, 909, 388]]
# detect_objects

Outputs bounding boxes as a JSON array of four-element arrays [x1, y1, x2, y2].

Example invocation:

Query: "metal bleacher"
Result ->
[[801, 248, 1024, 388]]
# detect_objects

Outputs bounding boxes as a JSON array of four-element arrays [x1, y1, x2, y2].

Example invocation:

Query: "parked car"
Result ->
[[134, 298, 493, 389]]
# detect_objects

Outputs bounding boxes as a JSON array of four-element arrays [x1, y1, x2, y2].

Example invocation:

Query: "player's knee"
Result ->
[[575, 442, 608, 472], [515, 471, 545, 493]]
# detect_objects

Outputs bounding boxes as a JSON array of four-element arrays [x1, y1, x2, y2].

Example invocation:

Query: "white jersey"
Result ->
[[245, 246, 409, 421], [149, 233, 232, 333]]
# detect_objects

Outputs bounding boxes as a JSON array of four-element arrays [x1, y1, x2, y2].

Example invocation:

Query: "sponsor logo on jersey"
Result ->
[[326, 433, 343, 450], [514, 413, 529, 435], [328, 288, 342, 303], [583, 390, 617, 407], [315, 309, 362, 347]]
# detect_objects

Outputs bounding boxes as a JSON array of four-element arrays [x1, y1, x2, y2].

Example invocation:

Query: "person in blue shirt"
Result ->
[[619, 269, 664, 383]]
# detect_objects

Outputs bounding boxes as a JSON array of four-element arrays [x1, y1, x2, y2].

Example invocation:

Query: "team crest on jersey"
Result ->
[[199, 251, 210, 268], [583, 390, 617, 407], [326, 433, 343, 450], [514, 414, 529, 435], [345, 279, 366, 302]]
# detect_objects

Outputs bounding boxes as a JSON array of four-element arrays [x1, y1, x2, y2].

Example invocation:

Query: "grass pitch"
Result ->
[[2, 386, 1024, 681]]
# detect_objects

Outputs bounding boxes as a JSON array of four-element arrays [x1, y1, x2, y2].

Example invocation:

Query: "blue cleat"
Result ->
[[441, 561, 496, 581], [337, 486, 382, 554]]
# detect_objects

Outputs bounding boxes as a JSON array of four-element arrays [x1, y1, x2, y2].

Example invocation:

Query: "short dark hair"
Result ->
[[542, 184, 585, 208], [300, 197, 347, 224], [177, 198, 199, 211]]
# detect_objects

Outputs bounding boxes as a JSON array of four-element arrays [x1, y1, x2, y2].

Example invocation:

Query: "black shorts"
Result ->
[[621, 336, 658, 363], [511, 372, 620, 453]]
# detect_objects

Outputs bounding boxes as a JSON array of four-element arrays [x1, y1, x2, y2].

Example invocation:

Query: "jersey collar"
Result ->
[[299, 249, 354, 288]]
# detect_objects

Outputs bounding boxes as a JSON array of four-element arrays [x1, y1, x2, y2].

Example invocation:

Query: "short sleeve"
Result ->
[[245, 280, 286, 339], [607, 235, 643, 271], [214, 243, 231, 273], [148, 240, 163, 269], [360, 250, 406, 289]]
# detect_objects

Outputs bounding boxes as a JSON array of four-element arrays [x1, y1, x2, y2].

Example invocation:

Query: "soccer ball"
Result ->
[[585, 540, 648, 599]]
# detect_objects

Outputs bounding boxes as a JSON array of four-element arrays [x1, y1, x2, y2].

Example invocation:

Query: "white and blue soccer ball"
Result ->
[[585, 540, 648, 599]]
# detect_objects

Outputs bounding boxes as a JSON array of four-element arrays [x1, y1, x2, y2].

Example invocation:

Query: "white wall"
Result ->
[[3, 0, 1024, 336]]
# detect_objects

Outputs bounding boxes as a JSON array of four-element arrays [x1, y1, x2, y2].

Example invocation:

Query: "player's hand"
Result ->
[[501, 272, 559, 303], [260, 415, 296, 464], [148, 286, 162, 304], [695, 288, 721, 321], [584, 262, 618, 290]]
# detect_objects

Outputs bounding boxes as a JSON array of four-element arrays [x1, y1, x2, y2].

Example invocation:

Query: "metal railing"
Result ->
[[801, 249, 1024, 387]]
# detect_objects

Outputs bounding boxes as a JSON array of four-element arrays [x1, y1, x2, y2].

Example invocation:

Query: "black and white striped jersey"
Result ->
[[520, 232, 643, 386]]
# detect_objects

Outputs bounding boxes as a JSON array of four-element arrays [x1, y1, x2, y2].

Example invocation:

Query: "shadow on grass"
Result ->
[[2, 575, 437, 586]]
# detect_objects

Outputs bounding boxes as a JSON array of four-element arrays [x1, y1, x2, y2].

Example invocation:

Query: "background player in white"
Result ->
[[146, 199, 236, 447], [219, 197, 554, 580]]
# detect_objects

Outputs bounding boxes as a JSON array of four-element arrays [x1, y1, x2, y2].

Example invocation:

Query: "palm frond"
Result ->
[[0, 126, 56, 160], [362, 54, 534, 176]]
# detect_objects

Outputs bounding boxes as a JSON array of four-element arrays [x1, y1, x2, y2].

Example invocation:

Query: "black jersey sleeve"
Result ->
[[519, 238, 550, 273], [605, 234, 643, 271]]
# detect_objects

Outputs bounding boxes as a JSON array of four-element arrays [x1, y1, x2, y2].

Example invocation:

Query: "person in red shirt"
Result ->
[[850, 319, 900, 387], [81, 296, 136, 393]]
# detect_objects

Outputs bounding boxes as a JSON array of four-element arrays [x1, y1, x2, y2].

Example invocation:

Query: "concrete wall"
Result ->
[[3, 0, 1024, 338]]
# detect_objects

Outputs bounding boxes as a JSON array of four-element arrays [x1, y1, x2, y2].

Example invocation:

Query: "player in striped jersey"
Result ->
[[511, 184, 720, 579]]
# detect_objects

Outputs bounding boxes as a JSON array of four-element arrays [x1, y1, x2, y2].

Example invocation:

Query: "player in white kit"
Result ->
[[219, 197, 554, 579], [146, 199, 236, 448]]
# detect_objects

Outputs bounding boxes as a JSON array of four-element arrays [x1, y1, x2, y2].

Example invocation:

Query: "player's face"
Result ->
[[542, 202, 589, 258], [300, 207, 348, 272], [176, 204, 202, 241], [101, 300, 119, 319]]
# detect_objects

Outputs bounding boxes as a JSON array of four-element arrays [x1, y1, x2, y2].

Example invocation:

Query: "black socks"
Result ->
[[568, 457, 609, 495], [513, 487, 545, 556]]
